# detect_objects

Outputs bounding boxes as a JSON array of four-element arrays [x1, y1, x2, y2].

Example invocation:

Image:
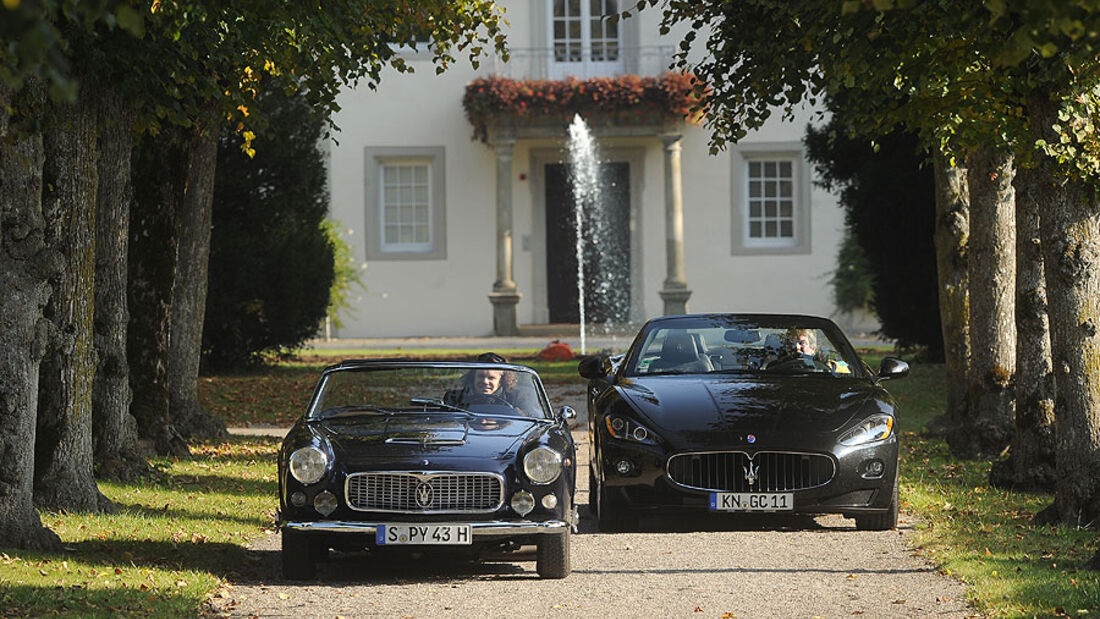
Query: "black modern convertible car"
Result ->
[[278, 360, 578, 580], [579, 314, 908, 532]]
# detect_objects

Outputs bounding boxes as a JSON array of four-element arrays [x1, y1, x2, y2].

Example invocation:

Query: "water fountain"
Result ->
[[566, 114, 601, 356]]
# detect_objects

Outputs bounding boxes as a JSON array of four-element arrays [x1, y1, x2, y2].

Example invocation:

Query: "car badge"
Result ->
[[421, 459, 430, 466], [415, 482, 433, 508], [747, 434, 756, 444], [743, 459, 759, 487]]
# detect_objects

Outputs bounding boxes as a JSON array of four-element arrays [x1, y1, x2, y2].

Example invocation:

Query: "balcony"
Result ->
[[487, 46, 675, 80]]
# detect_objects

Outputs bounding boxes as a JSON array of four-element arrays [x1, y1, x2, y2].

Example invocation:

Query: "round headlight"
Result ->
[[523, 446, 563, 484], [288, 446, 328, 484]]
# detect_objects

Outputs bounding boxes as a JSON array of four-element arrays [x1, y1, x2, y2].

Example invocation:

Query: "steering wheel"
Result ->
[[465, 393, 520, 411], [766, 356, 827, 373]]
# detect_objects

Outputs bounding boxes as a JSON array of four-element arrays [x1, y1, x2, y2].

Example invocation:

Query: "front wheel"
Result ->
[[855, 477, 899, 531], [596, 478, 638, 532], [536, 529, 571, 579], [281, 529, 318, 580]]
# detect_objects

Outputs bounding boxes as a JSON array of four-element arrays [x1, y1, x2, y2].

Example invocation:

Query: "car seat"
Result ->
[[649, 332, 714, 373]]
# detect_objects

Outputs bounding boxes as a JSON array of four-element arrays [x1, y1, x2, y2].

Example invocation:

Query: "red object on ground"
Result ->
[[536, 340, 575, 361]]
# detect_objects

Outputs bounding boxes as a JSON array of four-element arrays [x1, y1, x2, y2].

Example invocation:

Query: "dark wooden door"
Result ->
[[545, 162, 630, 324]]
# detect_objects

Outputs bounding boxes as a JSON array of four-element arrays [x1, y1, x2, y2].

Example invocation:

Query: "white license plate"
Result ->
[[710, 492, 793, 512], [376, 524, 472, 545]]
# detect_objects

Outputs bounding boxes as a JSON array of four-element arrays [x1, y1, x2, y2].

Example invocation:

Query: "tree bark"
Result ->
[[0, 85, 64, 549], [990, 164, 1056, 490], [1039, 174, 1100, 527], [170, 128, 227, 440], [947, 146, 1016, 458], [92, 91, 148, 481], [927, 151, 971, 437], [34, 91, 116, 513], [128, 130, 189, 458]]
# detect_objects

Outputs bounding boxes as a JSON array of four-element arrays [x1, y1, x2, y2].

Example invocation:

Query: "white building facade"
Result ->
[[326, 1, 860, 338]]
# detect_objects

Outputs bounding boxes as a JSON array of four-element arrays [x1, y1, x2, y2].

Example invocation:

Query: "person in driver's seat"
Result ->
[[446, 352, 540, 415], [779, 328, 850, 374]]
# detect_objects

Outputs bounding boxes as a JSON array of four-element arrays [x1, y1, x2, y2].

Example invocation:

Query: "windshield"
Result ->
[[309, 364, 551, 420], [624, 316, 864, 378]]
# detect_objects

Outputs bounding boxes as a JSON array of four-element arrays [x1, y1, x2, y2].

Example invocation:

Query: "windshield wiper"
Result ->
[[409, 397, 476, 415], [316, 405, 394, 419]]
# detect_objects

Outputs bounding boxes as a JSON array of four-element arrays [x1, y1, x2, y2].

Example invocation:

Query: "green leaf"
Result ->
[[115, 5, 145, 38]]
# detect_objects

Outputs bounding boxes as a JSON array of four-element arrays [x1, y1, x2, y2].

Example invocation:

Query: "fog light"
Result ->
[[314, 490, 338, 516], [541, 494, 558, 510], [615, 459, 634, 475], [511, 490, 535, 516], [862, 459, 885, 479], [290, 491, 307, 507]]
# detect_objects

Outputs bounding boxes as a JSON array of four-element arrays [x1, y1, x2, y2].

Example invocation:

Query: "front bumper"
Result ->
[[281, 518, 571, 536]]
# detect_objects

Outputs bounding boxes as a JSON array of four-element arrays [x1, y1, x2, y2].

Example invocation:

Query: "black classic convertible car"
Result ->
[[580, 314, 908, 532], [278, 360, 577, 580]]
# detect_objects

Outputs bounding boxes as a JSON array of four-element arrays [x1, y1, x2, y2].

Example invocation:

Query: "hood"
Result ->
[[617, 375, 876, 446], [310, 413, 542, 464]]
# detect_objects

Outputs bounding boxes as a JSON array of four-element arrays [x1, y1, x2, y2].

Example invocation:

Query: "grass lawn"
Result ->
[[2, 350, 1097, 617]]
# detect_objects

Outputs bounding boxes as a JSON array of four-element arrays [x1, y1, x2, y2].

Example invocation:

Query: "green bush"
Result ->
[[202, 87, 334, 370]]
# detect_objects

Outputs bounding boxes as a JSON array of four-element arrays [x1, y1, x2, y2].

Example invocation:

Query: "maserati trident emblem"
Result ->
[[415, 482, 433, 508], [743, 459, 759, 487]]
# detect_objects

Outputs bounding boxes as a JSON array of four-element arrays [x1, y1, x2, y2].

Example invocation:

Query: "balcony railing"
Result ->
[[487, 46, 675, 80]]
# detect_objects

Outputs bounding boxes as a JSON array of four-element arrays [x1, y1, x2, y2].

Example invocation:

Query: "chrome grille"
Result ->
[[345, 472, 504, 514], [666, 451, 835, 492]]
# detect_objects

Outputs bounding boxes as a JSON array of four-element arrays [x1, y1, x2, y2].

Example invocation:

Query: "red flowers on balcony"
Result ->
[[463, 72, 704, 142]]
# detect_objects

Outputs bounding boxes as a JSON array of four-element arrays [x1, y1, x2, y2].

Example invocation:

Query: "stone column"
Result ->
[[488, 137, 521, 335], [659, 133, 691, 314]]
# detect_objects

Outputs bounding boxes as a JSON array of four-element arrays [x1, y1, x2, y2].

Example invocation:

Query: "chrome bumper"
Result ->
[[281, 519, 570, 536]]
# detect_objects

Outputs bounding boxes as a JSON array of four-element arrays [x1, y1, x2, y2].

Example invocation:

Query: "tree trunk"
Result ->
[[92, 91, 148, 481], [128, 130, 189, 458], [170, 128, 227, 439], [34, 91, 116, 513], [0, 86, 63, 549], [947, 146, 1016, 458], [1039, 175, 1100, 527], [990, 164, 1055, 490], [927, 151, 971, 436]]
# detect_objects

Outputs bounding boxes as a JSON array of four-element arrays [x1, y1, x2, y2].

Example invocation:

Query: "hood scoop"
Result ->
[[383, 416, 468, 446]]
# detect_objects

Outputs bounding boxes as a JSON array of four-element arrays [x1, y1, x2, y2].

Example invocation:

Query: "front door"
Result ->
[[545, 161, 630, 324]]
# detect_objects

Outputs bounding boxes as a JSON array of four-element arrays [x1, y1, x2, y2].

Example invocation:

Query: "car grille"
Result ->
[[666, 451, 835, 492], [345, 472, 504, 514]]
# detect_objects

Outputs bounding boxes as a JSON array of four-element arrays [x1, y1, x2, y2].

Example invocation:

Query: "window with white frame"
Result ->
[[549, 0, 623, 77], [364, 147, 446, 260], [746, 159, 795, 243], [381, 162, 431, 252], [730, 145, 811, 255]]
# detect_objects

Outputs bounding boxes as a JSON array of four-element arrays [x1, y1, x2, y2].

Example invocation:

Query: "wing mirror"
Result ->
[[578, 355, 611, 380], [878, 357, 910, 380], [556, 406, 578, 429]]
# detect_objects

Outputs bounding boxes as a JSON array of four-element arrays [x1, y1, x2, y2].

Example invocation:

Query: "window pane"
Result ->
[[415, 226, 429, 243], [554, 0, 564, 15], [554, 42, 567, 61], [765, 221, 777, 237], [414, 165, 428, 183], [569, 20, 580, 39], [399, 226, 414, 243], [748, 161, 761, 177], [764, 161, 777, 176], [606, 0, 618, 13], [779, 180, 792, 197], [415, 205, 429, 223], [400, 186, 413, 203], [414, 185, 428, 203], [384, 205, 397, 221], [780, 161, 792, 176], [749, 221, 762, 238], [554, 21, 565, 39], [569, 0, 580, 15], [780, 221, 793, 237], [748, 181, 761, 198], [749, 202, 761, 218], [591, 41, 604, 60], [764, 181, 776, 197], [385, 225, 398, 243], [764, 201, 776, 217], [606, 41, 619, 60], [780, 202, 792, 218]]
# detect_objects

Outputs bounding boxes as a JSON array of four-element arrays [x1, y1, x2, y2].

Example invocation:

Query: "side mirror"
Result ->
[[557, 406, 578, 429], [878, 357, 910, 380], [578, 355, 610, 380]]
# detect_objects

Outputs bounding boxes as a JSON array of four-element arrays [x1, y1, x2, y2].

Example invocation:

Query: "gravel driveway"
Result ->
[[212, 384, 975, 618]]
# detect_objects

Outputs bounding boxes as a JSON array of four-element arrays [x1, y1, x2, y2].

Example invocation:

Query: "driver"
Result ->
[[783, 328, 850, 374], [447, 353, 540, 416]]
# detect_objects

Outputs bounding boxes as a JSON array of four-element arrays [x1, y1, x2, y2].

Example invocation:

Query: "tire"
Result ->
[[855, 477, 899, 531], [281, 528, 317, 580], [596, 478, 638, 533], [588, 467, 598, 517], [536, 529, 571, 579]]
